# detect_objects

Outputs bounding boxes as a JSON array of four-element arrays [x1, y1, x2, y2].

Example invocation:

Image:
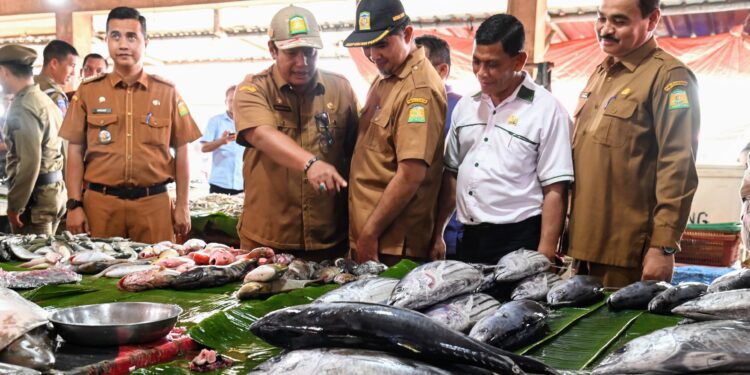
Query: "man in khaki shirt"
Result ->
[[344, 0, 447, 264], [0, 45, 66, 235], [568, 0, 699, 287], [34, 40, 78, 118], [60, 7, 201, 244], [234, 5, 358, 260]]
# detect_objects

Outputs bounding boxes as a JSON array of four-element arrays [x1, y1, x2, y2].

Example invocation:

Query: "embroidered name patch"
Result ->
[[407, 105, 426, 123], [406, 97, 428, 105]]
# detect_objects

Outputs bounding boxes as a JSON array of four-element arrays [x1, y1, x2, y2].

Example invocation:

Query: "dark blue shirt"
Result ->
[[443, 85, 463, 255]]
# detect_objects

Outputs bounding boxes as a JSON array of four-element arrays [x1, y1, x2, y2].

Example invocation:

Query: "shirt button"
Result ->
[[127, 155, 132, 160], [483, 137, 488, 142], [492, 110, 496, 115], [474, 162, 479, 167], [468, 191, 473, 196], [469, 218, 474, 222], [127, 112, 132, 116], [127, 133, 132, 137]]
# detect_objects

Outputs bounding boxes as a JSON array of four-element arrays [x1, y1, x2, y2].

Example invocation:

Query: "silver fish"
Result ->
[[316, 277, 399, 304], [353, 260, 388, 276], [0, 267, 81, 289], [469, 300, 548, 350], [424, 293, 500, 332], [547, 275, 604, 307], [707, 268, 750, 293], [249, 348, 455, 374], [607, 280, 671, 311], [511, 272, 562, 301], [8, 243, 42, 261], [388, 261, 484, 310], [648, 282, 708, 315], [284, 259, 315, 280], [94, 263, 159, 278], [671, 289, 750, 321], [592, 320, 750, 374], [494, 249, 551, 282]]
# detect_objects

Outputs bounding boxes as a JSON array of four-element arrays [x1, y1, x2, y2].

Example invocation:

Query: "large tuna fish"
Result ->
[[671, 288, 750, 321], [707, 268, 750, 293], [315, 277, 399, 304], [546, 275, 604, 307], [648, 282, 708, 314], [511, 273, 562, 301], [592, 320, 750, 374], [469, 300, 548, 350], [388, 261, 484, 310], [607, 280, 671, 311], [493, 249, 551, 282], [423, 293, 500, 332], [250, 302, 559, 375]]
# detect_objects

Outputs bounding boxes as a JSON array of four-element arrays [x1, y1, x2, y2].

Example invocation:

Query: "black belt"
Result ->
[[87, 182, 167, 200], [36, 171, 63, 187]]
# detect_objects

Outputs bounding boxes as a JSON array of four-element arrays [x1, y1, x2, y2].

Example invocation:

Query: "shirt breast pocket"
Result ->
[[86, 114, 118, 150], [503, 129, 539, 175], [593, 100, 637, 148], [140, 115, 171, 146], [365, 109, 392, 153]]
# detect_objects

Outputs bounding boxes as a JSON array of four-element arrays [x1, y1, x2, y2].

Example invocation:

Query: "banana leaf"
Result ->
[[191, 213, 239, 239]]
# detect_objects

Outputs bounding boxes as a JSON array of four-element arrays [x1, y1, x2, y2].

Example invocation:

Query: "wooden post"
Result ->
[[55, 10, 93, 91], [507, 0, 547, 64]]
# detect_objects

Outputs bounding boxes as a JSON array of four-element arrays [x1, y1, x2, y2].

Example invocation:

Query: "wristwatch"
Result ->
[[303, 156, 320, 174], [66, 199, 83, 210], [661, 247, 679, 255]]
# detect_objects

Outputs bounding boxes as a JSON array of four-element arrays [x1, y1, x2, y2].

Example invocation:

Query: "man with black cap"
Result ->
[[233, 5, 359, 260], [0, 45, 66, 234], [344, 0, 447, 264]]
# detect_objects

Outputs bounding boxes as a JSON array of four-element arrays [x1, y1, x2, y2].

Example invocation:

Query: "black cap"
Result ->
[[343, 0, 408, 48]]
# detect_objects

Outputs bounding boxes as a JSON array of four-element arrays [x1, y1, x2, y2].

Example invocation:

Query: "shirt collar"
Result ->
[[35, 74, 60, 90], [108, 70, 150, 89], [602, 37, 658, 73], [271, 64, 325, 95], [479, 71, 536, 108], [15, 84, 37, 98], [392, 46, 427, 80]]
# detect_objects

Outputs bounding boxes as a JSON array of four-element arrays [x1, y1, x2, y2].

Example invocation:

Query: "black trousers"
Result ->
[[458, 215, 542, 265], [209, 184, 243, 195]]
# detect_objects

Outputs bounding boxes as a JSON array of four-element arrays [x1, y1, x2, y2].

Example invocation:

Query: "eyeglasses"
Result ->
[[314, 111, 334, 153]]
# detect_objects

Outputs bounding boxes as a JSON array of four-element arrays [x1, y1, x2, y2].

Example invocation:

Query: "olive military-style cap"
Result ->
[[343, 0, 408, 48], [0, 45, 37, 66], [269, 5, 324, 50]]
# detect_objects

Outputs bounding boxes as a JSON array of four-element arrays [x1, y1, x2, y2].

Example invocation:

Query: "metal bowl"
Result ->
[[49, 302, 182, 346]]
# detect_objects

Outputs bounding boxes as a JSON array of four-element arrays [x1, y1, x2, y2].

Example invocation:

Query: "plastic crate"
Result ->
[[677, 223, 741, 267]]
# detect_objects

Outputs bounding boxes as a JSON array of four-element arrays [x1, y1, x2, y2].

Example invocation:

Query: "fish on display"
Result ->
[[707, 268, 750, 293], [251, 302, 559, 375], [283, 259, 315, 280], [493, 249, 551, 283], [333, 273, 357, 285], [335, 258, 358, 274], [648, 282, 708, 315], [352, 260, 388, 276], [671, 288, 750, 321], [236, 279, 320, 300], [469, 300, 548, 350], [547, 275, 604, 307], [73, 259, 130, 274], [315, 277, 400, 304], [607, 280, 671, 311], [117, 268, 180, 292], [511, 272, 562, 301], [171, 260, 254, 290], [423, 293, 500, 333], [0, 287, 54, 371], [0, 267, 81, 289], [243, 264, 288, 283], [94, 263, 160, 279], [313, 266, 342, 283], [592, 320, 750, 374], [388, 260, 484, 310]]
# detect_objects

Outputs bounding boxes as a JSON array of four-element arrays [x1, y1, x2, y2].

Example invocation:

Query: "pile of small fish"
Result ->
[[0, 231, 147, 266], [189, 193, 244, 217]]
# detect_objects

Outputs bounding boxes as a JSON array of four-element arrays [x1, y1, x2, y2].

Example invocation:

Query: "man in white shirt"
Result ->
[[431, 14, 574, 264]]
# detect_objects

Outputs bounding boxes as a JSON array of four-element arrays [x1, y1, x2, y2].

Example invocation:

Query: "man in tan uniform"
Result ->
[[568, 0, 699, 287], [0, 45, 66, 235], [34, 40, 78, 117], [344, 0, 447, 264], [60, 7, 201, 244], [234, 5, 359, 260]]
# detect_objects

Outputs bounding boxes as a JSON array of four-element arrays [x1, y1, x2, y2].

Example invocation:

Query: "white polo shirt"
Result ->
[[445, 73, 574, 225]]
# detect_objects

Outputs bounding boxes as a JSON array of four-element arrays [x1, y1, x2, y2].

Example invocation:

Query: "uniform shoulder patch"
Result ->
[[664, 80, 688, 92], [238, 85, 258, 94], [150, 74, 175, 87], [407, 104, 426, 123], [178, 101, 190, 117], [80, 73, 107, 85], [406, 97, 428, 105], [668, 88, 690, 110]]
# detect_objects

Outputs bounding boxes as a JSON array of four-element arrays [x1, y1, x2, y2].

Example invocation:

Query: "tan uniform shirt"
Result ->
[[568, 38, 700, 268], [349, 47, 447, 258], [233, 66, 359, 250], [34, 74, 68, 117], [59, 72, 201, 187], [4, 84, 65, 213]]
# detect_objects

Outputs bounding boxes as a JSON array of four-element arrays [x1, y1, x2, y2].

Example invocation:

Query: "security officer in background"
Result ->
[[344, 0, 447, 265], [0, 45, 66, 235], [568, 0, 700, 287], [34, 40, 78, 117], [234, 5, 359, 260], [60, 6, 202, 243]]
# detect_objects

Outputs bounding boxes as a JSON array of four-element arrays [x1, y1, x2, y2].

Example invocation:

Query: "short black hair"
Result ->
[[107, 7, 147, 37], [475, 14, 525, 57], [0, 62, 33, 78], [82, 53, 108, 68], [639, 0, 660, 17], [42, 40, 78, 67], [415, 34, 451, 67]]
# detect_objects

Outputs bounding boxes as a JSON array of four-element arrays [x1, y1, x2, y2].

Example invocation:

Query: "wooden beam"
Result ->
[[0, 0, 244, 17], [507, 0, 547, 63]]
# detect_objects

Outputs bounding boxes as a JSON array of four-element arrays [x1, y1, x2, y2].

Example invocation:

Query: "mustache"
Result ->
[[598, 34, 620, 42]]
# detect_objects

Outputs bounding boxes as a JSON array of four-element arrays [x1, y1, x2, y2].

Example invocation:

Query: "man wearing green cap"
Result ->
[[0, 45, 66, 234], [233, 5, 359, 260], [344, 0, 447, 264]]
